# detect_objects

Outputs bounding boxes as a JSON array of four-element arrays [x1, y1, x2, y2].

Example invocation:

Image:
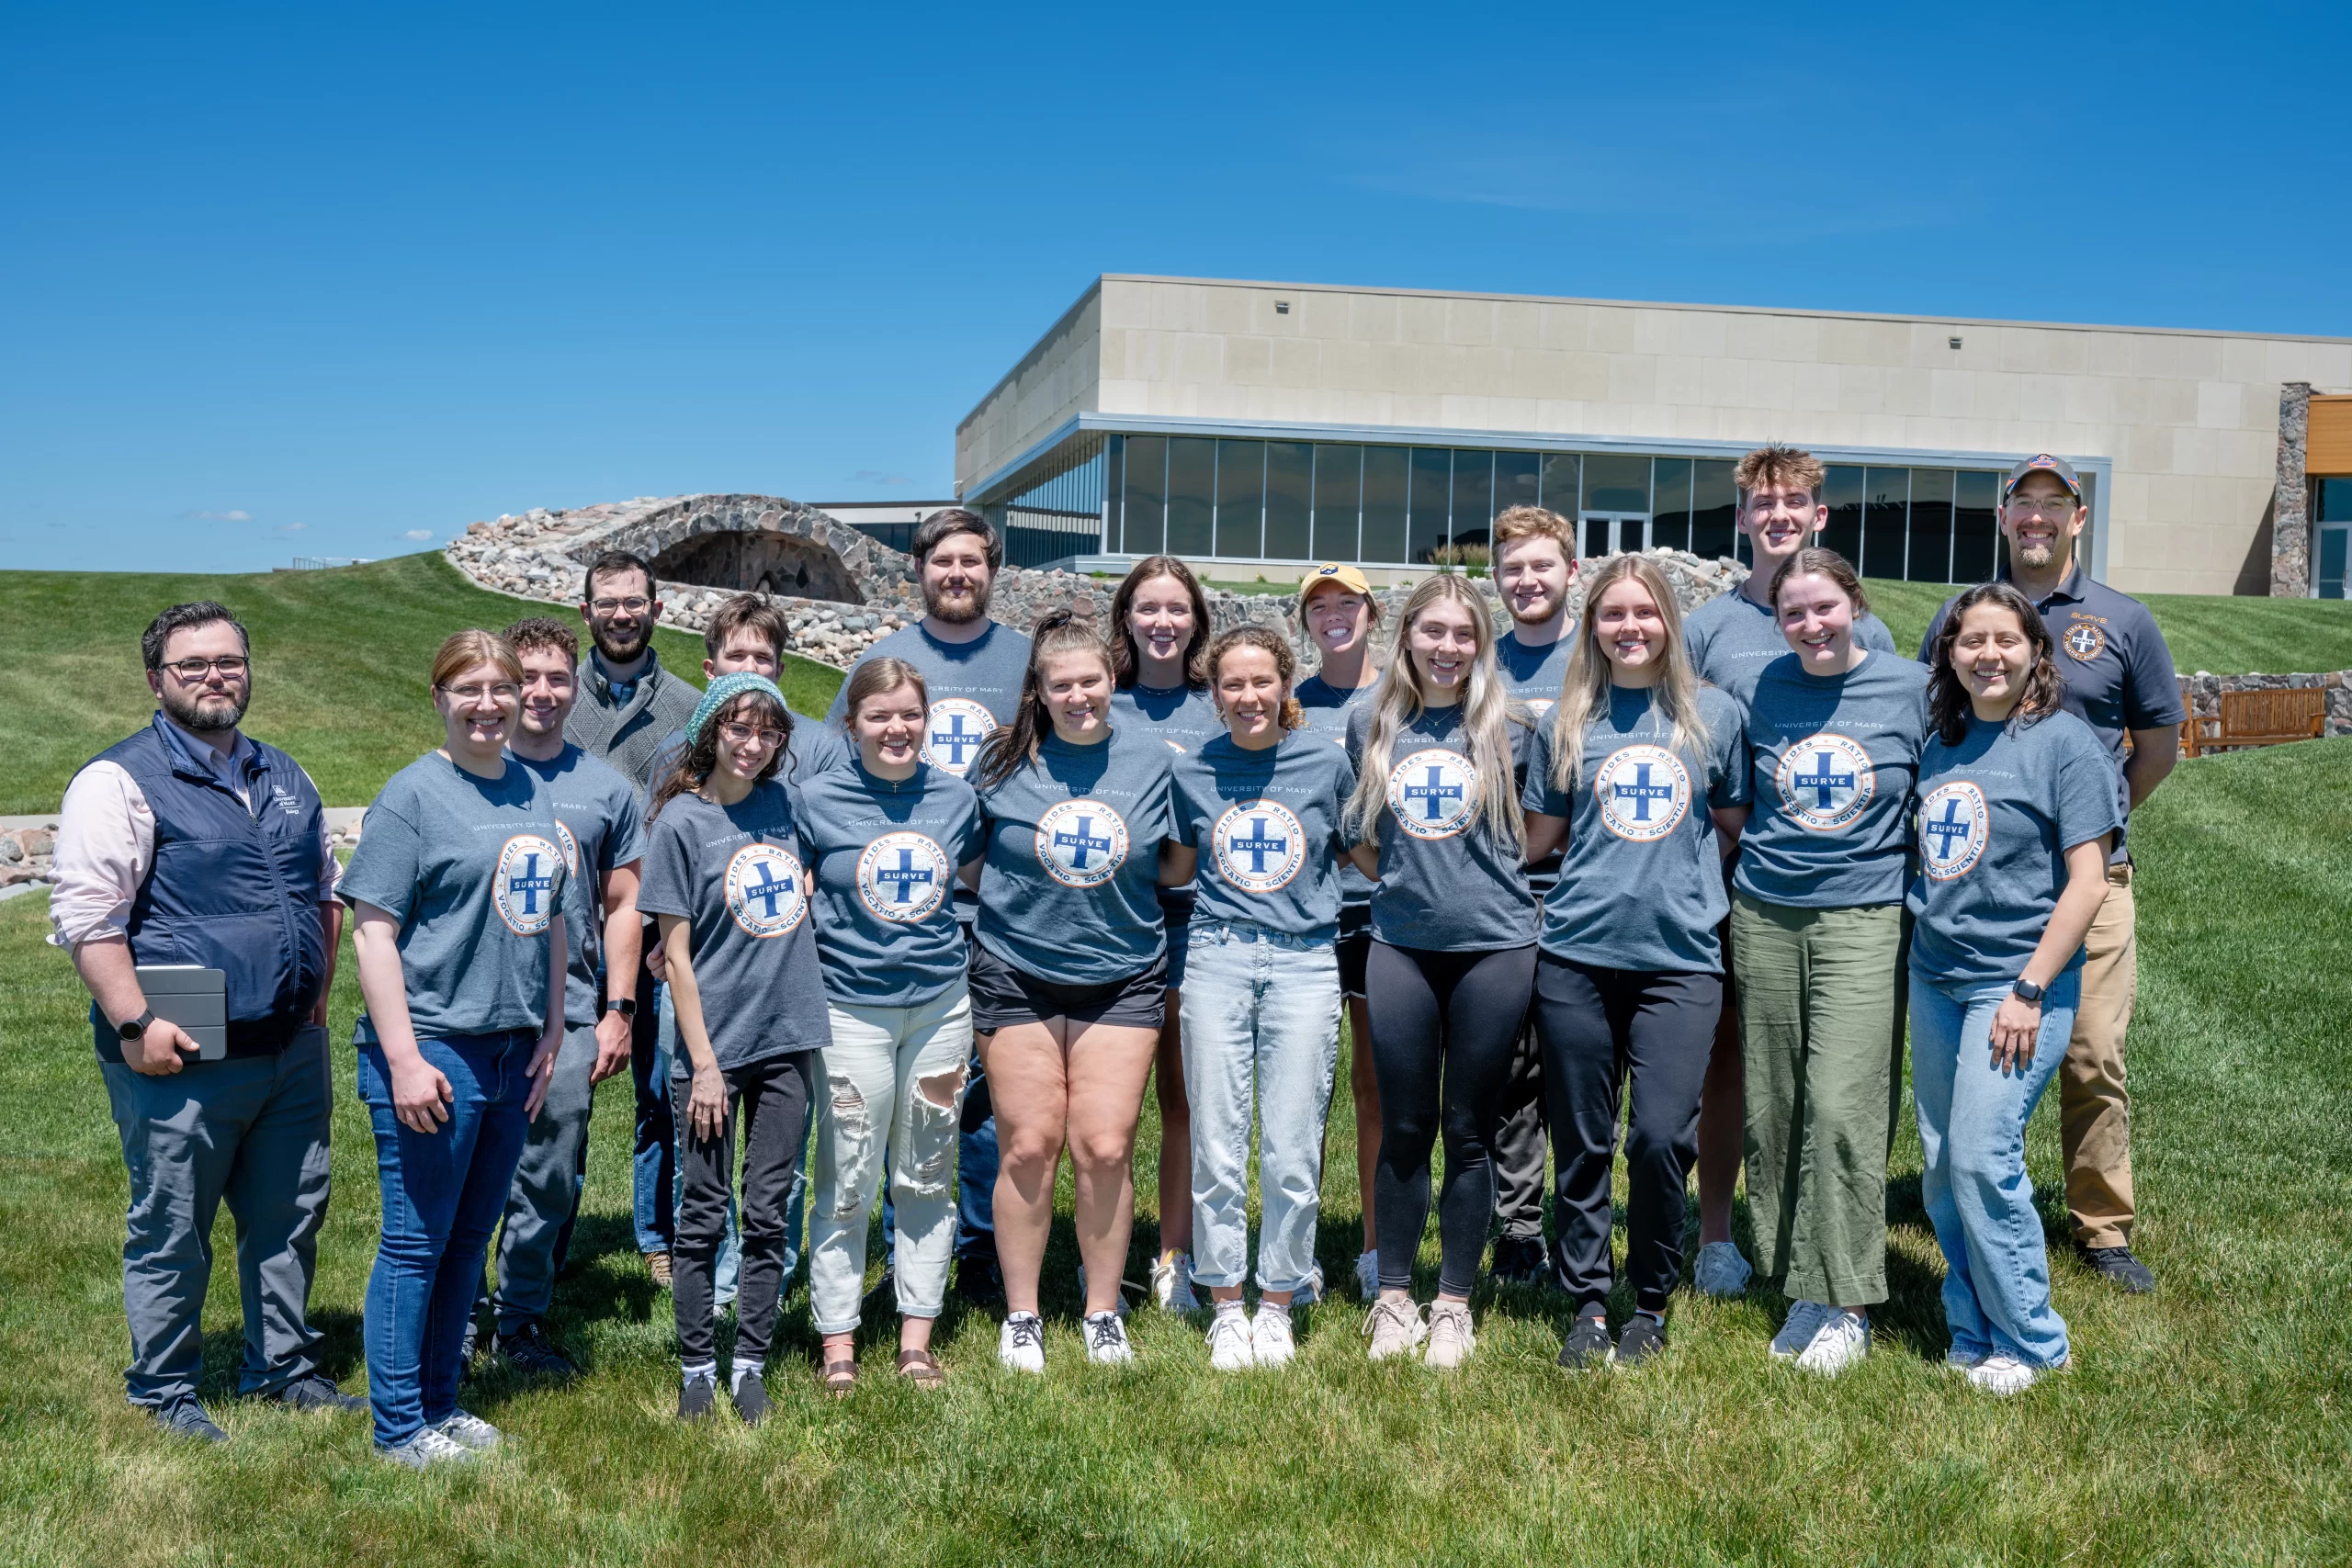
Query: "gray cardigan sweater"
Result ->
[[566, 647, 703, 800]]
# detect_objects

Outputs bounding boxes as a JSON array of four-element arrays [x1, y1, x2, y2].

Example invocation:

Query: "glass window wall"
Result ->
[[1907, 467, 1955, 583], [1496, 451, 1541, 516], [1821, 465, 1864, 565], [1863, 467, 1909, 580], [1408, 448, 1452, 562], [1313, 445, 1362, 562], [1264, 442, 1313, 559], [1651, 458, 1693, 553], [1166, 437, 1216, 558], [1692, 460, 1737, 560], [1582, 454, 1651, 513], [1215, 440, 1264, 559], [1953, 469, 1998, 581], [1452, 450, 1495, 547], [1539, 453, 1581, 515], [1121, 435, 1167, 557], [1363, 446, 1410, 563]]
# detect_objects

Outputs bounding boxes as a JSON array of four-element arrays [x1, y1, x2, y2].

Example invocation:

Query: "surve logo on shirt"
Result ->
[[2063, 619, 2107, 661], [922, 699, 997, 775], [857, 830, 951, 922], [1212, 799, 1306, 893], [1594, 744, 1690, 842], [1774, 733, 1876, 832], [724, 841, 808, 937], [494, 834, 563, 937], [1918, 781, 1989, 880], [1385, 748, 1477, 840], [1033, 798, 1130, 888], [554, 820, 581, 879]]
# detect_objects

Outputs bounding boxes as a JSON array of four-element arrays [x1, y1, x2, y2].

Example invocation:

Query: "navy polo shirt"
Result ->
[[1920, 566, 2184, 863]]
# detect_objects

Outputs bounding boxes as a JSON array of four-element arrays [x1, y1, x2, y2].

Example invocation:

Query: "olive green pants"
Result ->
[[1730, 895, 1905, 1307]]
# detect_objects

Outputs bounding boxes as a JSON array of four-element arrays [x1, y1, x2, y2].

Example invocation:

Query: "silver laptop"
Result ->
[[133, 965, 228, 1061]]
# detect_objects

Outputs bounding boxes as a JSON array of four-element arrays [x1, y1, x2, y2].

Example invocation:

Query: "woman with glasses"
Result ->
[[636, 673, 831, 1426], [340, 630, 570, 1467]]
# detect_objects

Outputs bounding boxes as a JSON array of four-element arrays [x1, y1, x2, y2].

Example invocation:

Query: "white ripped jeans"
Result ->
[[808, 986, 974, 1335]]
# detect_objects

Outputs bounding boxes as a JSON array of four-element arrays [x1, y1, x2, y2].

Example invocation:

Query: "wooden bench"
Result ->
[[2180, 689, 2327, 757]]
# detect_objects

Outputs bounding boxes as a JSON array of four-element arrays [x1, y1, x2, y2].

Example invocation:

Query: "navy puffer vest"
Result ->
[[85, 715, 330, 1056]]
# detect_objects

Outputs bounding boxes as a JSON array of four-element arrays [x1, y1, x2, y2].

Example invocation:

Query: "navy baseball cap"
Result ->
[[2002, 453, 2084, 504]]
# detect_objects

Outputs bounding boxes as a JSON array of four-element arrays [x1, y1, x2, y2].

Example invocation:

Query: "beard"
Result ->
[[1510, 595, 1560, 627], [162, 682, 248, 734], [924, 579, 990, 625], [588, 619, 650, 663], [2015, 540, 2058, 570]]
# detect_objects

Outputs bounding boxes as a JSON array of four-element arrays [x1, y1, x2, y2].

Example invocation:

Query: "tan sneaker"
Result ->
[[1363, 1296, 1427, 1361], [646, 1251, 673, 1288], [1424, 1299, 1476, 1371]]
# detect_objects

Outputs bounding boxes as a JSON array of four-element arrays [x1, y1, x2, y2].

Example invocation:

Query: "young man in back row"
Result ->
[[1680, 445, 1899, 1299]]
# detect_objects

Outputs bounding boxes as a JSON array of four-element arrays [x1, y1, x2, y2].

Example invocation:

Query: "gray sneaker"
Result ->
[[1692, 1241, 1753, 1298], [153, 1397, 228, 1443], [377, 1427, 476, 1469], [435, 1410, 502, 1451], [1363, 1297, 1427, 1362], [1423, 1300, 1476, 1371], [1770, 1300, 1830, 1361]]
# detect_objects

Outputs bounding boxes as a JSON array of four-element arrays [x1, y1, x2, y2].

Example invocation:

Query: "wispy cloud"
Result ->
[[852, 470, 911, 487], [184, 508, 252, 522], [276, 522, 309, 534], [401, 528, 433, 541]]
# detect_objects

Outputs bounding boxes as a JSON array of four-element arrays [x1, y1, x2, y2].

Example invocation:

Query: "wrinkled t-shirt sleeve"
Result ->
[[633, 813, 695, 920], [1706, 694, 1749, 808], [2119, 609, 2187, 728], [340, 786, 422, 919], [2052, 721, 2127, 852], [608, 786, 648, 869], [1521, 723, 1571, 818]]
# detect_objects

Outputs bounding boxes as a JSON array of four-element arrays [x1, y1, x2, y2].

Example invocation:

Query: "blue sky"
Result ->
[[5, 1, 2345, 572]]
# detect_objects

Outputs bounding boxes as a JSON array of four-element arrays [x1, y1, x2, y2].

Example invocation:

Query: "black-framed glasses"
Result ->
[[718, 721, 786, 749], [589, 596, 651, 615], [162, 656, 249, 680]]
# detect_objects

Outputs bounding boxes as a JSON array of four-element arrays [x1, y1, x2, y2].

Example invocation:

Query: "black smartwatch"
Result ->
[[605, 998, 638, 1020], [118, 1008, 156, 1043], [2011, 976, 2047, 1005]]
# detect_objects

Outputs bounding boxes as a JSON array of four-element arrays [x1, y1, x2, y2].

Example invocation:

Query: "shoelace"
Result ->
[[1006, 1314, 1044, 1349], [1086, 1314, 1126, 1351], [1361, 1299, 1418, 1337]]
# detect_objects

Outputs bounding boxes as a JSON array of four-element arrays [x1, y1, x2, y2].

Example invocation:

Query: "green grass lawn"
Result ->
[[1, 740, 2346, 1564], [0, 555, 846, 813], [1860, 577, 2352, 675]]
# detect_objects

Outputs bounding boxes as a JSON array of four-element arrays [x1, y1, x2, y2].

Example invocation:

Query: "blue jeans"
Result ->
[[358, 1031, 533, 1448], [644, 984, 744, 1300], [1180, 923, 1341, 1294], [1909, 969, 2078, 1370]]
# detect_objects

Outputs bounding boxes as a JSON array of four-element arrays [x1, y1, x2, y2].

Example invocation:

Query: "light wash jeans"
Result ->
[[808, 987, 973, 1334], [1180, 921, 1342, 1294], [1909, 967, 2079, 1371]]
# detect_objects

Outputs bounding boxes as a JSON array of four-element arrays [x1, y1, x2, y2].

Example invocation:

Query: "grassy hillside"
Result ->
[[0, 554, 845, 812], [1861, 577, 2352, 673], [0, 737, 2345, 1565]]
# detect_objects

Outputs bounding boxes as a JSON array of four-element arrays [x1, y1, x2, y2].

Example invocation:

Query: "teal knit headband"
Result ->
[[687, 672, 788, 745]]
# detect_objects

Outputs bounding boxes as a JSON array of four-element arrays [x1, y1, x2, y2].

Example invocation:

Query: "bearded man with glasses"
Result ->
[[51, 601, 361, 1442]]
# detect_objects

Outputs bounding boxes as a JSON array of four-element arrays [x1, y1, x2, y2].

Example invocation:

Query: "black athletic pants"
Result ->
[[1491, 1014, 1549, 1244], [1535, 953, 1722, 1314], [673, 1052, 815, 1367], [1365, 940, 1538, 1296]]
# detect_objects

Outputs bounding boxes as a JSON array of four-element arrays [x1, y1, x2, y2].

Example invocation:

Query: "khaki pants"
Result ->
[[2063, 867, 2138, 1248]]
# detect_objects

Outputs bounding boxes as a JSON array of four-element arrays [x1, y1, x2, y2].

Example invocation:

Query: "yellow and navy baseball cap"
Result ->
[[1297, 561, 1373, 610], [2002, 453, 2084, 504]]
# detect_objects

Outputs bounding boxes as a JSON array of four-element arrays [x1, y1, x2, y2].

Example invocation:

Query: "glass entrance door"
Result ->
[[1580, 513, 1648, 558], [2318, 523, 2348, 600]]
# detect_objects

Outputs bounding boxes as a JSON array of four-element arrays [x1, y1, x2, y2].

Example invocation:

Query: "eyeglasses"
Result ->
[[442, 682, 520, 704], [589, 596, 651, 615], [2006, 494, 2079, 515], [162, 656, 249, 680], [718, 721, 787, 749]]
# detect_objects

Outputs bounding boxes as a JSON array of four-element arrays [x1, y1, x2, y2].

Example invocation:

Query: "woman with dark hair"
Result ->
[[637, 673, 830, 1426], [341, 630, 569, 1467], [970, 611, 1175, 1371], [1730, 547, 1928, 1375], [1160, 625, 1353, 1369], [1106, 554, 1220, 1312], [1909, 582, 2119, 1394]]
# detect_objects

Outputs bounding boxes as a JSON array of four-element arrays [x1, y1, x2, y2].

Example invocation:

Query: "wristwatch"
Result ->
[[118, 1008, 156, 1043], [605, 998, 638, 1019], [2011, 976, 2047, 1004]]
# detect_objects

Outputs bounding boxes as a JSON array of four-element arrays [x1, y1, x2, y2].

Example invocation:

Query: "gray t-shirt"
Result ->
[[341, 753, 571, 1043], [1295, 672, 1380, 912], [1109, 682, 1223, 756], [790, 761, 984, 1009], [974, 727, 1174, 986], [1735, 653, 1930, 911], [1496, 626, 1577, 893], [824, 620, 1034, 780], [511, 744, 645, 1027], [1346, 702, 1539, 953], [1685, 587, 1898, 707], [1906, 710, 2124, 989], [1522, 685, 1748, 974], [635, 784, 831, 1074], [1171, 731, 1356, 940]]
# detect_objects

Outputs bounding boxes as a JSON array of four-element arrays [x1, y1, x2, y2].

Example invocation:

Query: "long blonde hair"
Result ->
[[1548, 554, 1711, 793], [1344, 575, 1524, 853]]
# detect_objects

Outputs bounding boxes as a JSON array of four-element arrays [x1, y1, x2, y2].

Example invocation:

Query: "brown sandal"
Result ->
[[896, 1348, 945, 1390], [820, 1358, 858, 1395]]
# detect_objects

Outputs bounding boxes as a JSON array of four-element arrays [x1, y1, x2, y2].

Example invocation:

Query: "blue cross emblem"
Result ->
[[1228, 816, 1289, 874], [507, 852, 553, 916], [1612, 763, 1676, 823], [930, 713, 982, 766], [1792, 750, 1856, 812], [1403, 765, 1464, 821], [874, 846, 934, 906], [1053, 816, 1114, 870], [744, 857, 796, 919], [1923, 796, 1973, 860]]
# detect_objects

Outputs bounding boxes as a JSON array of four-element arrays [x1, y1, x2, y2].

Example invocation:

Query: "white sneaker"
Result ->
[[377, 1426, 476, 1469], [1151, 1249, 1201, 1314], [1250, 1304, 1296, 1367], [999, 1311, 1046, 1373], [1944, 1346, 1990, 1373], [434, 1410, 502, 1450], [1084, 1310, 1136, 1364], [1354, 1251, 1380, 1300], [1424, 1299, 1476, 1371], [1363, 1296, 1427, 1361], [1693, 1241, 1753, 1298], [1770, 1300, 1830, 1360], [1794, 1310, 1871, 1377], [1205, 1305, 1254, 1371], [1965, 1354, 2055, 1395]]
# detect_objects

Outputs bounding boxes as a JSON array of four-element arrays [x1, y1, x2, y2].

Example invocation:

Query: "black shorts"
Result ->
[[1336, 903, 1373, 1000], [967, 939, 1168, 1032]]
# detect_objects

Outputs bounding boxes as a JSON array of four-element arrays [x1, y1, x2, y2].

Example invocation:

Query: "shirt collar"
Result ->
[[589, 646, 660, 699], [156, 712, 254, 779], [2004, 561, 2088, 606]]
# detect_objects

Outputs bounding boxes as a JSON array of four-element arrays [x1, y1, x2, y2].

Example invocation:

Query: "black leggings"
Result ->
[[1364, 940, 1538, 1295], [674, 1053, 814, 1367], [1534, 954, 1722, 1314]]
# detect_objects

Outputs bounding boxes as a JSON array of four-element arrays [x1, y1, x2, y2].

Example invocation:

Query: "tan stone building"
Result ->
[[954, 275, 2352, 597]]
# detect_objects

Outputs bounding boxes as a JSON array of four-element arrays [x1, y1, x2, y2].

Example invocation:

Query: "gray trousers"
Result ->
[[487, 1022, 599, 1336], [100, 1025, 334, 1408], [1491, 1010, 1549, 1243]]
